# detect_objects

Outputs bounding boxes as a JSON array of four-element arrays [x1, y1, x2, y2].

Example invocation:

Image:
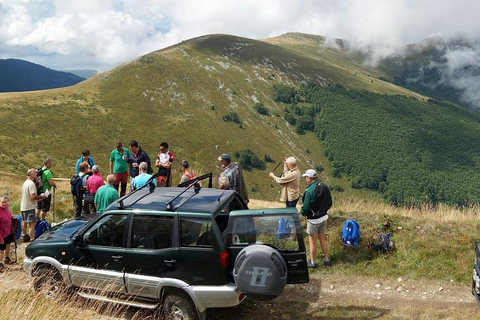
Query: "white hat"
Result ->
[[302, 169, 317, 178]]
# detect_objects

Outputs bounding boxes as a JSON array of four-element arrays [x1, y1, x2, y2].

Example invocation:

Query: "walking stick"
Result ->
[[272, 160, 283, 173], [52, 187, 56, 221]]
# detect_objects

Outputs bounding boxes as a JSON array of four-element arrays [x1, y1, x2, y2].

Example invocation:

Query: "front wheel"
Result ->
[[32, 267, 65, 299], [162, 293, 198, 320]]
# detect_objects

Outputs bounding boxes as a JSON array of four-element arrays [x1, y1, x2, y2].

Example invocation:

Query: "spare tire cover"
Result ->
[[233, 244, 287, 300]]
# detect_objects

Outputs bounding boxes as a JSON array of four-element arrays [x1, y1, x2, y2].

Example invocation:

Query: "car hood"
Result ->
[[34, 219, 88, 242]]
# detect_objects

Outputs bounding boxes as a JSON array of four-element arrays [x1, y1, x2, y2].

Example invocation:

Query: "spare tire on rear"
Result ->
[[233, 244, 287, 301]]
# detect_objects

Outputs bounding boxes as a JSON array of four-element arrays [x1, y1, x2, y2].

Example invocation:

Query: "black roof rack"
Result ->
[[116, 172, 214, 211]]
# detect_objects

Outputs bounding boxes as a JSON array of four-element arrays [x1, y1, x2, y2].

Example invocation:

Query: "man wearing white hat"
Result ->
[[300, 169, 332, 268]]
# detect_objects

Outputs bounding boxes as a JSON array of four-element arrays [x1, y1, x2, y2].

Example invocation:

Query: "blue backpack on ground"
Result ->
[[341, 219, 360, 247], [35, 219, 50, 238]]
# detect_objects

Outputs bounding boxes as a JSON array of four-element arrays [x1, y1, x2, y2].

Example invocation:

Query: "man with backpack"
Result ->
[[36, 158, 57, 221], [300, 169, 332, 268], [71, 162, 90, 218]]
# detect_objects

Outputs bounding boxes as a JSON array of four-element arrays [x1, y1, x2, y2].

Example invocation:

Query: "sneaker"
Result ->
[[323, 259, 332, 267], [307, 261, 317, 268]]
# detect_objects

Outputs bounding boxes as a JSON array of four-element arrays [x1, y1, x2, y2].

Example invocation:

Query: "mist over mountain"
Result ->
[[372, 36, 480, 110], [0, 59, 85, 92]]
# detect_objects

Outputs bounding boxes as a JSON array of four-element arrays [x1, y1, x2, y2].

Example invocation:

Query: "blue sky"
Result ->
[[0, 0, 479, 72]]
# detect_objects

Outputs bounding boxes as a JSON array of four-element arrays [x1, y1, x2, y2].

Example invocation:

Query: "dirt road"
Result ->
[[2, 240, 479, 319]]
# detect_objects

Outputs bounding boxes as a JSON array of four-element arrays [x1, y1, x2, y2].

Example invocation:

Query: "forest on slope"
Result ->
[[274, 83, 480, 206]]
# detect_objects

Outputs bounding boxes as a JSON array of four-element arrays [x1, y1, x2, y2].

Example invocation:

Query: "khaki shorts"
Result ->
[[307, 219, 327, 235]]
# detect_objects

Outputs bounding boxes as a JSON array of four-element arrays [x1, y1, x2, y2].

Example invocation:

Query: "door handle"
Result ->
[[112, 255, 123, 261], [164, 259, 176, 267]]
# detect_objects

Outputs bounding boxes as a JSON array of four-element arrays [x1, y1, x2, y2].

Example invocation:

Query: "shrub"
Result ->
[[273, 84, 296, 103], [234, 149, 266, 170], [253, 103, 269, 115]]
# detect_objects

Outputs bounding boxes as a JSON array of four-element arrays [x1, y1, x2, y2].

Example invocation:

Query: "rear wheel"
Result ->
[[33, 267, 65, 299], [162, 293, 198, 320]]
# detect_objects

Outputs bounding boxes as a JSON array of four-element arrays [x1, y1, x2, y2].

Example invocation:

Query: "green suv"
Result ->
[[24, 175, 309, 319]]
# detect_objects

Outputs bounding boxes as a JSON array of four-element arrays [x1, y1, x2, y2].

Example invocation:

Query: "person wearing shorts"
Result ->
[[300, 169, 333, 268], [21, 168, 46, 241], [109, 142, 130, 197]]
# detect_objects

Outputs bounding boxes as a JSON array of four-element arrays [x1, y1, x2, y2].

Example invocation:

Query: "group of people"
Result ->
[[0, 142, 333, 270], [269, 157, 332, 268]]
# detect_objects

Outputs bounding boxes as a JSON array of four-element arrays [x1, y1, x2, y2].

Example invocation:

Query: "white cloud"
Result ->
[[0, 0, 480, 72]]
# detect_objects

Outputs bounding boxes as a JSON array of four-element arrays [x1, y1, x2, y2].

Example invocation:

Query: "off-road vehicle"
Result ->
[[24, 174, 309, 319]]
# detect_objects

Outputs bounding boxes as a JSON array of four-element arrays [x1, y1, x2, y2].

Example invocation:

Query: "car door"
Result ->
[[68, 212, 129, 294], [226, 207, 309, 284], [176, 214, 228, 285], [122, 212, 179, 299]]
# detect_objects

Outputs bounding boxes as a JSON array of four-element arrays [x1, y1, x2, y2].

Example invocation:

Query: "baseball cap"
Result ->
[[302, 169, 317, 178], [217, 153, 231, 161]]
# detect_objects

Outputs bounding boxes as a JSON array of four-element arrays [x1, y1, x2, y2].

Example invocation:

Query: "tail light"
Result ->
[[220, 250, 229, 268]]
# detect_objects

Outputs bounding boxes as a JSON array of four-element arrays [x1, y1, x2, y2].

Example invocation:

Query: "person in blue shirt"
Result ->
[[75, 149, 94, 174], [132, 162, 156, 190]]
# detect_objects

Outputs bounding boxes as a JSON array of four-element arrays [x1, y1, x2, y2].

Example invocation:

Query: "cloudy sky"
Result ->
[[0, 0, 478, 72]]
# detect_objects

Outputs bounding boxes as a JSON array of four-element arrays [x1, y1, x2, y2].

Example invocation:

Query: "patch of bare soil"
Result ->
[[208, 274, 479, 319]]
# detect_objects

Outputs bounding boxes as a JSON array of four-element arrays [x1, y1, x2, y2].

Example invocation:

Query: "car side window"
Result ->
[[229, 215, 299, 251], [131, 215, 173, 250], [84, 214, 128, 247], [181, 218, 214, 247]]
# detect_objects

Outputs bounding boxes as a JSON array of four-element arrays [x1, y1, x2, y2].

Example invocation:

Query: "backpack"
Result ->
[[34, 167, 45, 191], [371, 232, 393, 253], [70, 173, 86, 196], [35, 219, 50, 238], [11, 215, 22, 240], [341, 219, 360, 247], [276, 217, 292, 242]]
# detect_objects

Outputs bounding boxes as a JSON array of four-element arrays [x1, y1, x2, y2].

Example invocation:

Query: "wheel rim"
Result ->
[[171, 305, 186, 320]]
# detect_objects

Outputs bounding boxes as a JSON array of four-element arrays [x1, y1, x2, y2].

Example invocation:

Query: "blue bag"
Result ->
[[341, 219, 360, 247], [35, 219, 50, 238]]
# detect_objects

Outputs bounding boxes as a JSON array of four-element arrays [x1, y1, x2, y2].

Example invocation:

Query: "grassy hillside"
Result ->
[[1, 32, 475, 206]]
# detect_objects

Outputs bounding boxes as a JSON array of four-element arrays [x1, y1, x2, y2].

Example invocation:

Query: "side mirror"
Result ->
[[73, 235, 85, 247]]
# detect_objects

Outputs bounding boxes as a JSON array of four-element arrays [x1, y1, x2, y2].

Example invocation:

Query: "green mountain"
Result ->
[[1, 33, 479, 205]]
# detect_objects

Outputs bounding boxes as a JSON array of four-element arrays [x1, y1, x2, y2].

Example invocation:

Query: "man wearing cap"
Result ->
[[269, 156, 301, 207], [218, 153, 249, 203], [300, 169, 332, 268]]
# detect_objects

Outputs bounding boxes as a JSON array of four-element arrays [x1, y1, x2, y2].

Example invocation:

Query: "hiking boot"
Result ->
[[323, 259, 332, 267], [4, 257, 14, 265], [307, 261, 317, 268], [0, 262, 4, 272]]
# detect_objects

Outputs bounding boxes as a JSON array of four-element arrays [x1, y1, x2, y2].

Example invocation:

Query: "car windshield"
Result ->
[[228, 215, 299, 251]]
